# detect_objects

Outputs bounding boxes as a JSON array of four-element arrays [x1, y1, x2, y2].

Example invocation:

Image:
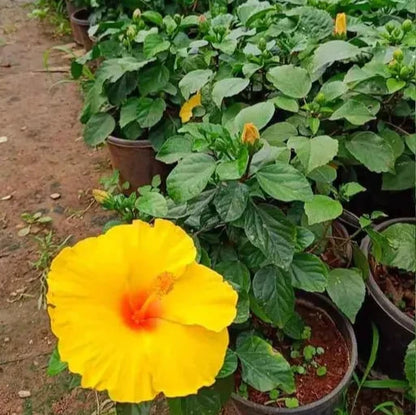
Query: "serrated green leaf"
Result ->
[[327, 268, 365, 323], [256, 162, 313, 202], [329, 100, 375, 125], [243, 204, 296, 269], [312, 40, 360, 72], [262, 122, 298, 146], [236, 335, 295, 393], [304, 195, 343, 225], [253, 265, 295, 328], [135, 192, 168, 217], [235, 101, 275, 131], [214, 182, 249, 223], [212, 78, 250, 107], [167, 154, 216, 203], [179, 69, 213, 99], [345, 132, 395, 173], [289, 253, 328, 292], [143, 33, 170, 58], [84, 113, 115, 146], [267, 65, 312, 99]]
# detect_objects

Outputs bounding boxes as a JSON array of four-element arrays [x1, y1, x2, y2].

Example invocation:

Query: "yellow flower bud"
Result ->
[[93, 189, 110, 204], [334, 13, 347, 36], [179, 91, 202, 123], [241, 123, 260, 145]]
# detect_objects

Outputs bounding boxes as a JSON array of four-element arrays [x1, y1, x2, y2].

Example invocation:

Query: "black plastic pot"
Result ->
[[107, 136, 171, 193], [70, 9, 92, 50], [355, 217, 415, 379], [231, 292, 358, 415]]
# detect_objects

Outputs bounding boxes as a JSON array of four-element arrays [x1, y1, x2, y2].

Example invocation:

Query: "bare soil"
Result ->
[[0, 1, 111, 413]]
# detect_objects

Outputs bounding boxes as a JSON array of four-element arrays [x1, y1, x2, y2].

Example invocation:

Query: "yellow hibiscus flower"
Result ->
[[179, 91, 202, 123], [47, 219, 237, 403], [241, 122, 260, 145], [334, 13, 347, 36]]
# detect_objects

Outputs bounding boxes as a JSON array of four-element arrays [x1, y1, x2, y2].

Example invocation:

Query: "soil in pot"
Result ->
[[369, 256, 415, 320], [312, 222, 352, 269], [237, 303, 350, 408]]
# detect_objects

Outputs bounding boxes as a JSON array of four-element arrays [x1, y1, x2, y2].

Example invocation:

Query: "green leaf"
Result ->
[[256, 162, 313, 202], [253, 265, 295, 328], [283, 312, 306, 340], [295, 227, 315, 252], [135, 192, 168, 217], [47, 347, 67, 376], [329, 100, 375, 125], [216, 147, 249, 180], [345, 132, 395, 173], [167, 154, 216, 203], [320, 81, 348, 102], [235, 291, 250, 324], [214, 182, 249, 222], [304, 195, 343, 225], [298, 6, 333, 40], [272, 95, 299, 113], [217, 349, 238, 379], [289, 253, 328, 292], [84, 113, 115, 146], [179, 69, 213, 100], [243, 204, 296, 270], [143, 33, 170, 58], [141, 10, 164, 27], [312, 40, 360, 72], [267, 65, 312, 99], [386, 78, 406, 94], [136, 97, 166, 128], [340, 182, 366, 200], [307, 165, 337, 183], [96, 57, 155, 83], [287, 135, 338, 174], [116, 402, 151, 415], [156, 135, 193, 164], [235, 101, 275, 131], [382, 159, 416, 191], [405, 340, 416, 393], [138, 63, 170, 96], [215, 260, 251, 293], [212, 78, 250, 108], [262, 122, 298, 146], [327, 268, 365, 323], [168, 389, 221, 415], [236, 335, 295, 393], [406, 134, 416, 154], [379, 129, 404, 160], [373, 223, 416, 272]]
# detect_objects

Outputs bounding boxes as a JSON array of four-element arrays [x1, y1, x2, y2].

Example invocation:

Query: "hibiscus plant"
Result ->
[[48, 0, 416, 413]]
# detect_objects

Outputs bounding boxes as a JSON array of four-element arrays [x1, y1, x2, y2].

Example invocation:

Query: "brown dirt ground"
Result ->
[[0, 2, 413, 415]]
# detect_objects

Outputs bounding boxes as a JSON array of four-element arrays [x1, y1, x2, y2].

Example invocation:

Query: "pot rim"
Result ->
[[70, 8, 90, 25], [360, 217, 415, 334], [107, 135, 154, 149], [231, 292, 358, 414]]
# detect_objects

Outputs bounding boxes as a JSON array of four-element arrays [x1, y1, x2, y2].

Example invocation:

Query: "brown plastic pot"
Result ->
[[355, 217, 415, 379], [231, 292, 358, 415], [70, 9, 92, 50], [107, 136, 171, 193]]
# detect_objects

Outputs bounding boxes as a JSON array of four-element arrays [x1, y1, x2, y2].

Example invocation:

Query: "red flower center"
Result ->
[[120, 273, 175, 331]]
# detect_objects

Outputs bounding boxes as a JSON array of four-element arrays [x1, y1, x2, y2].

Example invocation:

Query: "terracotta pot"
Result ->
[[107, 136, 171, 193], [70, 9, 92, 50], [355, 217, 415, 379], [232, 292, 358, 415]]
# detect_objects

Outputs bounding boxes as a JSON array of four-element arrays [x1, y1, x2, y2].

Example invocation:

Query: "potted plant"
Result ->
[[75, 11, 208, 190], [357, 217, 415, 380]]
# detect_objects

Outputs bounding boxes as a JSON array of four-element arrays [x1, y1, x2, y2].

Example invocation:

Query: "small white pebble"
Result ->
[[0, 136, 8, 143], [4, 337, 10, 343], [28, 339, 33, 345], [50, 193, 61, 200], [18, 390, 31, 398]]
